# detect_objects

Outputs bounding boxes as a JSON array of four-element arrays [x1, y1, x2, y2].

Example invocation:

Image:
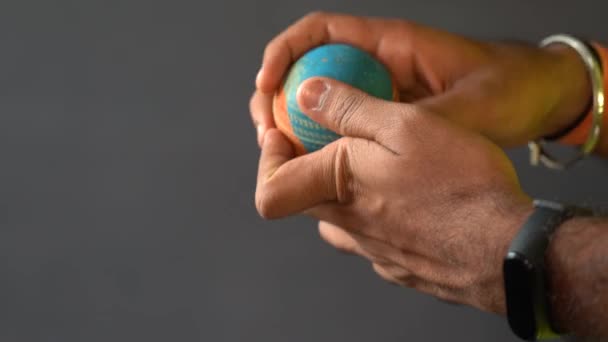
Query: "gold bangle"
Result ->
[[529, 34, 604, 170]]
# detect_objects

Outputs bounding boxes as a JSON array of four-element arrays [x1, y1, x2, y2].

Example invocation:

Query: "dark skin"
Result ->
[[250, 12, 608, 339]]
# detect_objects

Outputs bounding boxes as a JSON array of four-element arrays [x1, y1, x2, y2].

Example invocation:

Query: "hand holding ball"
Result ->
[[273, 44, 398, 155]]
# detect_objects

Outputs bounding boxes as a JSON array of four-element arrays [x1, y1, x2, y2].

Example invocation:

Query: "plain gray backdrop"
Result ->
[[1, 0, 607, 341]]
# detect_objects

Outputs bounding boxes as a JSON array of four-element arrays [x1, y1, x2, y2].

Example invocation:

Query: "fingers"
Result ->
[[317, 220, 450, 287], [256, 129, 295, 195], [373, 263, 458, 304], [256, 132, 355, 219], [296, 77, 415, 152], [249, 91, 276, 146], [257, 12, 379, 94], [372, 263, 404, 285], [318, 221, 375, 258], [318, 221, 407, 267], [318, 220, 461, 302], [318, 220, 413, 287]]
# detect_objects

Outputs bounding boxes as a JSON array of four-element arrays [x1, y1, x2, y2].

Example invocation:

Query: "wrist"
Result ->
[[545, 216, 605, 335], [541, 44, 592, 139], [498, 197, 535, 263], [502, 200, 593, 340]]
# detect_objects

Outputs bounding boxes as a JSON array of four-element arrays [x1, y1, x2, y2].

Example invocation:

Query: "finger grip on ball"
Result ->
[[273, 44, 398, 155]]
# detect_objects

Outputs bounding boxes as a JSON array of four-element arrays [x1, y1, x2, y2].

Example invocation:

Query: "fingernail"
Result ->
[[299, 79, 329, 111]]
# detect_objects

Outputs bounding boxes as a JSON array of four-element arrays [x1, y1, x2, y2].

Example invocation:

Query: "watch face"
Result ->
[[504, 254, 537, 340]]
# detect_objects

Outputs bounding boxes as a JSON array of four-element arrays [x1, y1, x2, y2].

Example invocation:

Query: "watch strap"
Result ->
[[504, 200, 590, 340]]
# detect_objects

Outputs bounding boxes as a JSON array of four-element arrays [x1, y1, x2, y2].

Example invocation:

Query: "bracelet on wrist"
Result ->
[[528, 35, 606, 170]]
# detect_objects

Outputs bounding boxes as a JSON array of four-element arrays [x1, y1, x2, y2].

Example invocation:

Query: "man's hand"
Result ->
[[255, 77, 533, 314], [251, 13, 608, 338], [250, 12, 591, 149]]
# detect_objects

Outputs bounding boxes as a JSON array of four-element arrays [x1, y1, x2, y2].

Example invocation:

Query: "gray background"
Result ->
[[1, 0, 607, 341]]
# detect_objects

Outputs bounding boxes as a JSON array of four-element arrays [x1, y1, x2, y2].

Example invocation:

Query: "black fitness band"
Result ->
[[503, 200, 591, 341]]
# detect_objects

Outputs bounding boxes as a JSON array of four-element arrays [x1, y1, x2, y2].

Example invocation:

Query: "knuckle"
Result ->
[[379, 263, 411, 282], [319, 222, 354, 253], [392, 106, 418, 133], [264, 33, 287, 59], [254, 190, 269, 219], [255, 184, 279, 219], [249, 93, 256, 111], [333, 238, 354, 254], [373, 264, 400, 285], [363, 195, 390, 225], [389, 105, 426, 145], [391, 117, 411, 140], [263, 38, 279, 57], [372, 263, 389, 277], [249, 93, 258, 119], [372, 263, 384, 273], [304, 11, 328, 21]]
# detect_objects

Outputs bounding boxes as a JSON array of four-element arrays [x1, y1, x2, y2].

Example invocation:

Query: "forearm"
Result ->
[[546, 216, 608, 338]]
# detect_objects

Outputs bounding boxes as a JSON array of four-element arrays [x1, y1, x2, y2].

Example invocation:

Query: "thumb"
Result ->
[[296, 77, 408, 143]]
